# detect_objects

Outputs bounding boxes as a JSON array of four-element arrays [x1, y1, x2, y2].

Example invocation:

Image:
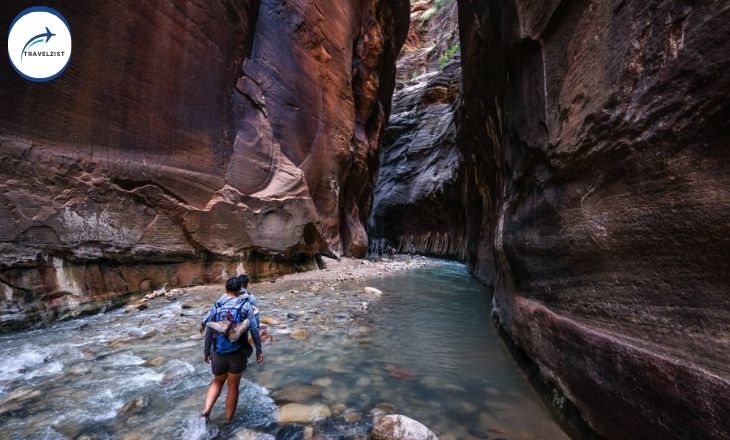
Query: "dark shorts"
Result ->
[[211, 349, 247, 375]]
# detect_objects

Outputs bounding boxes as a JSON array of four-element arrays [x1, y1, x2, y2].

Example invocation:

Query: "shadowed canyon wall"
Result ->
[[456, 0, 730, 438], [369, 0, 467, 258], [0, 0, 408, 330]]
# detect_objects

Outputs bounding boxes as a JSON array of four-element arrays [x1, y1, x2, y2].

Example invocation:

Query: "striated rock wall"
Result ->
[[369, 0, 465, 258], [0, 0, 409, 330], [369, 63, 465, 258], [456, 0, 730, 438]]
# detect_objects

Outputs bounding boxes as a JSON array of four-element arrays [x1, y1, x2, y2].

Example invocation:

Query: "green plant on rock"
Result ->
[[438, 42, 460, 69]]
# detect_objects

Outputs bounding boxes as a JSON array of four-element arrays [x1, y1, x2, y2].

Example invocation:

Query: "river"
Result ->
[[0, 259, 567, 439]]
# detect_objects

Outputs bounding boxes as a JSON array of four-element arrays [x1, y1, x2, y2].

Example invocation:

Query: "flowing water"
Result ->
[[0, 260, 567, 439]]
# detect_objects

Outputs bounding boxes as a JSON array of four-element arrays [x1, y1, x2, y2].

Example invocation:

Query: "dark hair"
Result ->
[[226, 277, 241, 292], [237, 274, 250, 288]]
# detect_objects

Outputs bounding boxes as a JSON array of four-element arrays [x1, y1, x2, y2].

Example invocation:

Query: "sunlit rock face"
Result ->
[[0, 0, 409, 330], [369, 0, 466, 258], [456, 0, 730, 438]]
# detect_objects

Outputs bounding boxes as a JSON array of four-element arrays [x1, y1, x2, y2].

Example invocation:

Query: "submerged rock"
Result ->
[[278, 403, 331, 423], [232, 428, 275, 440], [120, 396, 149, 415], [272, 384, 324, 404], [364, 287, 383, 297], [290, 329, 309, 341], [372, 414, 439, 440]]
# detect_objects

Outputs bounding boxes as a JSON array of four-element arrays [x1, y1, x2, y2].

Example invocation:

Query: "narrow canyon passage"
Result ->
[[0, 0, 728, 439]]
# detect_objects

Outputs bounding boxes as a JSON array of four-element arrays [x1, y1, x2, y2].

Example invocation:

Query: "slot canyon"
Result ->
[[0, 0, 728, 439]]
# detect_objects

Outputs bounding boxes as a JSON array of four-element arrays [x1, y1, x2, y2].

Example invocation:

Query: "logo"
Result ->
[[7, 6, 72, 82]]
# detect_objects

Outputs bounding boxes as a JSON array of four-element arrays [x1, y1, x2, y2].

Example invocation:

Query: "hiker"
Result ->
[[200, 277, 263, 422], [237, 274, 260, 328]]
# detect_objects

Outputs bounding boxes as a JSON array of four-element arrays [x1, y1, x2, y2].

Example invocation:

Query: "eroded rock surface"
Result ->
[[369, 0, 465, 258], [456, 0, 730, 438], [0, 0, 409, 330]]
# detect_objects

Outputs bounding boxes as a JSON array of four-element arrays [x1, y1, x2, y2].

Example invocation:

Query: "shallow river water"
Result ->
[[0, 260, 567, 439]]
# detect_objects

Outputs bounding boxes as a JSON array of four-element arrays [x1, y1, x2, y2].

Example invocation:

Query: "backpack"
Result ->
[[211, 296, 249, 354]]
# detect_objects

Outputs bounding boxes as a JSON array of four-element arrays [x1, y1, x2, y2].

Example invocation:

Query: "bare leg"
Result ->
[[224, 372, 242, 422], [202, 373, 228, 417]]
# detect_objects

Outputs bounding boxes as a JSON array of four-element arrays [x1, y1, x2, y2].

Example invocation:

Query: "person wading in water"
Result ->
[[200, 277, 264, 421]]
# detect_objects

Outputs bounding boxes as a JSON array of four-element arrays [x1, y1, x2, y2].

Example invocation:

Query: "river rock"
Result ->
[[232, 428, 275, 440], [290, 329, 309, 341], [313, 377, 332, 388], [272, 384, 324, 403], [385, 365, 416, 380], [343, 409, 362, 423], [121, 432, 153, 440], [69, 364, 91, 376], [372, 414, 439, 440], [261, 316, 278, 325], [0, 388, 42, 408], [145, 356, 165, 367], [331, 403, 347, 415], [278, 403, 331, 423], [364, 287, 383, 297], [120, 396, 149, 414]]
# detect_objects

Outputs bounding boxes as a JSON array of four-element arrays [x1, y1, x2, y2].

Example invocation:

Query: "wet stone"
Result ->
[[372, 414, 439, 440], [290, 329, 309, 340], [145, 356, 165, 367], [272, 384, 324, 403], [278, 403, 331, 423], [313, 377, 332, 388], [121, 396, 149, 414], [232, 428, 276, 440]]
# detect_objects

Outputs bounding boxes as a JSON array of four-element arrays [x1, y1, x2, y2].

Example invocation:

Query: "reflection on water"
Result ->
[[0, 260, 566, 439]]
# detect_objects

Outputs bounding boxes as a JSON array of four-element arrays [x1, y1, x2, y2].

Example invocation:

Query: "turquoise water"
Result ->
[[0, 260, 566, 439]]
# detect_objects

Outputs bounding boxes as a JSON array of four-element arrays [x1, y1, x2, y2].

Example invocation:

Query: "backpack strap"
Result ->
[[232, 296, 249, 323]]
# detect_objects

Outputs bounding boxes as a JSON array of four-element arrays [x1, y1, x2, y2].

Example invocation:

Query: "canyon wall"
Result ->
[[456, 0, 730, 438], [369, 0, 467, 258], [0, 0, 408, 330]]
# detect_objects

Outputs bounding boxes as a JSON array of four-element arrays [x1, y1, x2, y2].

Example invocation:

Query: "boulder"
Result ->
[[372, 414, 439, 440]]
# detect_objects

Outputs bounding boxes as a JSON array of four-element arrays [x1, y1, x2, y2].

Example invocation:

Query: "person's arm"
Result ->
[[246, 304, 264, 363], [200, 304, 216, 334], [203, 327, 213, 363]]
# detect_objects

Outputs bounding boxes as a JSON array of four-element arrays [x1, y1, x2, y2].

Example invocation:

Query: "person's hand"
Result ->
[[199, 324, 205, 335], [256, 351, 264, 364], [204, 355, 210, 364]]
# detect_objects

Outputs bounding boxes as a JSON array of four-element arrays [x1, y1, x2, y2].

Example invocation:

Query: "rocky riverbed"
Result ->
[[0, 257, 566, 439]]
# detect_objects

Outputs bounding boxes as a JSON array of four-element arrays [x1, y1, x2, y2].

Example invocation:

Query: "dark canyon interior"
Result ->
[[0, 1, 728, 438]]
